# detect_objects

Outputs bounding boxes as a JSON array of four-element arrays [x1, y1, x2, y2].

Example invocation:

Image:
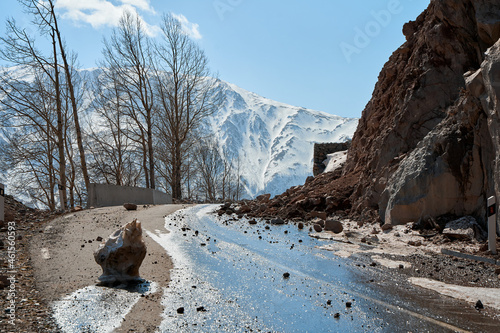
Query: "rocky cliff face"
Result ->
[[380, 93, 494, 225], [480, 39, 500, 229], [233, 0, 500, 231], [340, 0, 500, 229]]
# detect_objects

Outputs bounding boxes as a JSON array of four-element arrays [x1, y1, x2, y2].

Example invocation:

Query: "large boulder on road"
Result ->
[[94, 219, 147, 285]]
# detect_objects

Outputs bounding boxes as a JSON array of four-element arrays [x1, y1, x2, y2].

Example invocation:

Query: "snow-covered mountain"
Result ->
[[209, 81, 358, 198], [0, 66, 357, 202]]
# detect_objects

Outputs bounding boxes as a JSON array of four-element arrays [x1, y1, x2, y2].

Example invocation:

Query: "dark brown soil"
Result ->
[[0, 196, 60, 333]]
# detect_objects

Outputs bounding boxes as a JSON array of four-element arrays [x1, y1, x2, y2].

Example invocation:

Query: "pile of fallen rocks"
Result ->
[[217, 195, 349, 235], [217, 191, 497, 261], [217, 168, 374, 226]]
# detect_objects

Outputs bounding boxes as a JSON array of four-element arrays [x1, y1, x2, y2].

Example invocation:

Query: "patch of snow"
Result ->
[[323, 150, 348, 173], [316, 219, 484, 258], [371, 255, 411, 269], [209, 81, 357, 198], [409, 277, 500, 310], [41, 248, 51, 260], [52, 281, 158, 333]]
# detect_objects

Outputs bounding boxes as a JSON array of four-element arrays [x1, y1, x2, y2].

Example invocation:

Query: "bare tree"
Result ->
[[220, 150, 243, 201], [43, 0, 90, 195], [0, 129, 57, 208], [0, 0, 91, 209], [191, 137, 243, 202], [193, 139, 224, 202], [233, 154, 243, 201], [101, 11, 156, 189], [0, 13, 69, 209], [88, 69, 142, 186], [1, 5, 225, 206], [153, 13, 223, 199]]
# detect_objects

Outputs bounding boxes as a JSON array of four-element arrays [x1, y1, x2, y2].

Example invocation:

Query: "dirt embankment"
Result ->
[[0, 196, 58, 333]]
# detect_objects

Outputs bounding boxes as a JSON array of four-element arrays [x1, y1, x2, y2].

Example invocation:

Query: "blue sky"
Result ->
[[0, 0, 430, 118]]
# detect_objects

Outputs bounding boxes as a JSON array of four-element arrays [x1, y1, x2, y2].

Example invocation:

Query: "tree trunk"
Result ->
[[147, 111, 155, 189], [172, 145, 182, 200], [52, 30, 67, 210], [47, 124, 56, 211], [143, 139, 150, 188], [116, 98, 123, 186]]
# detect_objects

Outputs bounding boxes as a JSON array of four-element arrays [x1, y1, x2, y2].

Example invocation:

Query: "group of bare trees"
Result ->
[[191, 138, 243, 202], [93, 12, 157, 190], [0, 0, 88, 210], [90, 12, 237, 202], [0, 2, 241, 209]]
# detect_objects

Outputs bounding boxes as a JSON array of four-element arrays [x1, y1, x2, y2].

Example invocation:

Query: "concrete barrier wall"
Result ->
[[88, 183, 172, 208], [313, 142, 351, 176]]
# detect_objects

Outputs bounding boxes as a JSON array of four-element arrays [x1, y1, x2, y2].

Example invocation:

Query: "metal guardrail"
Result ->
[[441, 248, 500, 266]]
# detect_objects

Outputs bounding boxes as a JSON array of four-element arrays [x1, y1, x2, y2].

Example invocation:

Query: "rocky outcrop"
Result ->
[[94, 219, 147, 285], [345, 0, 486, 216], [483, 40, 500, 221], [232, 0, 500, 232], [343, 0, 500, 229], [381, 33, 500, 228], [380, 94, 494, 225]]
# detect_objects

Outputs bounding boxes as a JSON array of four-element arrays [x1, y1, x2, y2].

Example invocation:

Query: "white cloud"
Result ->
[[119, 0, 155, 13], [55, 0, 160, 36], [171, 13, 202, 40]]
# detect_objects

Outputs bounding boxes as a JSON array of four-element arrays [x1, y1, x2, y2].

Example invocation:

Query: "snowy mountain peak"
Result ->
[[209, 81, 358, 198]]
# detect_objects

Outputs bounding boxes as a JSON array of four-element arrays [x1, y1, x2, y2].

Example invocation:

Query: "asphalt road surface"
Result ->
[[51, 205, 500, 332]]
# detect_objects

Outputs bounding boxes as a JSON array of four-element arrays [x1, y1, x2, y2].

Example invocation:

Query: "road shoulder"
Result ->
[[30, 204, 189, 332]]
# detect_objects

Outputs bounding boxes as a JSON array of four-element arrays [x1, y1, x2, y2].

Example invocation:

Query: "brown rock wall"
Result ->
[[237, 1, 500, 230], [345, 0, 486, 216]]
